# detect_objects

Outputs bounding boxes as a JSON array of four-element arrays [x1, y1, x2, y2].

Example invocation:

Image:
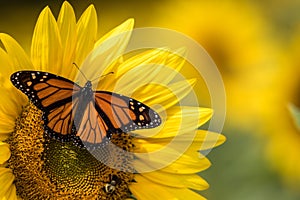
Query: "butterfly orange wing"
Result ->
[[76, 91, 161, 146], [94, 91, 161, 133], [75, 100, 109, 144], [10, 71, 82, 141]]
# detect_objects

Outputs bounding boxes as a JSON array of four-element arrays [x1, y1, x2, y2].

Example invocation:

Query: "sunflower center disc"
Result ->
[[6, 102, 134, 199]]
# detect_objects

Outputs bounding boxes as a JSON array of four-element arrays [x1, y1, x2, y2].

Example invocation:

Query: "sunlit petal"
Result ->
[[80, 19, 134, 84], [0, 142, 10, 164], [57, 1, 77, 79], [129, 175, 177, 199], [75, 5, 97, 67], [0, 168, 15, 198], [31, 6, 62, 72], [0, 34, 32, 72]]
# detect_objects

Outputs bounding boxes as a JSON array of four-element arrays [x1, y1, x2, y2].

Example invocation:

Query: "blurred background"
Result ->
[[1, 0, 300, 199]]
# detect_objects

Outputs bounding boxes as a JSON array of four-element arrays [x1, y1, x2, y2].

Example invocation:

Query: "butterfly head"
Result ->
[[85, 81, 93, 88]]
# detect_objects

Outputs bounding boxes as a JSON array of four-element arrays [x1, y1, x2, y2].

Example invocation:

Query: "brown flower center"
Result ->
[[6, 102, 134, 199]]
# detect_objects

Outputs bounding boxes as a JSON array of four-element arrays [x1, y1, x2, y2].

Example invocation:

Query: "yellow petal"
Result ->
[[94, 18, 134, 48], [134, 106, 212, 138], [134, 144, 186, 170], [0, 142, 10, 164], [0, 33, 33, 72], [117, 48, 169, 76], [112, 56, 169, 95], [195, 130, 226, 150], [0, 87, 26, 134], [111, 48, 185, 92], [0, 113, 17, 134], [141, 171, 185, 188], [31, 6, 62, 72], [0, 135, 9, 141], [160, 154, 211, 174], [149, 49, 185, 85], [134, 131, 224, 157], [129, 175, 176, 200], [97, 48, 167, 91], [80, 19, 134, 84], [130, 174, 206, 200], [57, 1, 77, 79], [0, 48, 13, 78], [165, 47, 187, 70], [141, 171, 208, 190], [100, 48, 185, 93], [75, 5, 97, 67], [176, 173, 209, 191], [134, 144, 211, 174], [0, 168, 15, 198], [160, 130, 225, 152], [0, 86, 26, 115], [5, 184, 17, 200], [164, 187, 207, 200], [133, 79, 196, 113]]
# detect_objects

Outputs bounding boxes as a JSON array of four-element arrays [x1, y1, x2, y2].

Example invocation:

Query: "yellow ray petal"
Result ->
[[135, 130, 225, 152], [148, 49, 185, 85], [0, 116, 17, 134], [129, 175, 176, 200], [165, 47, 187, 70], [131, 174, 206, 200], [100, 48, 173, 92], [134, 145, 211, 174], [117, 48, 169, 76], [0, 33, 33, 72], [0, 48, 13, 77], [94, 18, 134, 48], [5, 184, 17, 200], [111, 48, 186, 92], [134, 106, 212, 138], [192, 130, 226, 150], [141, 171, 208, 190], [100, 49, 166, 93], [164, 187, 207, 200], [0, 134, 9, 141], [177, 173, 209, 191], [0, 142, 10, 164], [133, 79, 196, 113], [31, 6, 62, 72], [0, 168, 15, 198], [111, 47, 186, 93], [80, 19, 134, 84], [75, 5, 97, 67], [57, 1, 77, 79], [141, 171, 185, 188], [112, 58, 168, 95], [160, 154, 211, 174], [0, 87, 26, 133]]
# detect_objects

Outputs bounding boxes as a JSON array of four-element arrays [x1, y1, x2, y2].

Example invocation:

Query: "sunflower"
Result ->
[[0, 1, 225, 199], [153, 0, 282, 130], [258, 24, 300, 188]]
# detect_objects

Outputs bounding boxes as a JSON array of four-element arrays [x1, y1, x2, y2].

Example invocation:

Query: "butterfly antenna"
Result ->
[[73, 63, 88, 82], [90, 72, 114, 83]]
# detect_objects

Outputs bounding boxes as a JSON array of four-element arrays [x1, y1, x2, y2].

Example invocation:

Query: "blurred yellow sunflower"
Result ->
[[0, 1, 225, 199], [261, 25, 300, 188], [154, 0, 282, 130]]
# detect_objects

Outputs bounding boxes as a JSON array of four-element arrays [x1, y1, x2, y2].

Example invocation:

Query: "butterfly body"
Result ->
[[10, 70, 161, 147]]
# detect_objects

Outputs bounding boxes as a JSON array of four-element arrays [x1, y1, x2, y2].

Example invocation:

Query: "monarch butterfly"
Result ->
[[10, 70, 161, 147]]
